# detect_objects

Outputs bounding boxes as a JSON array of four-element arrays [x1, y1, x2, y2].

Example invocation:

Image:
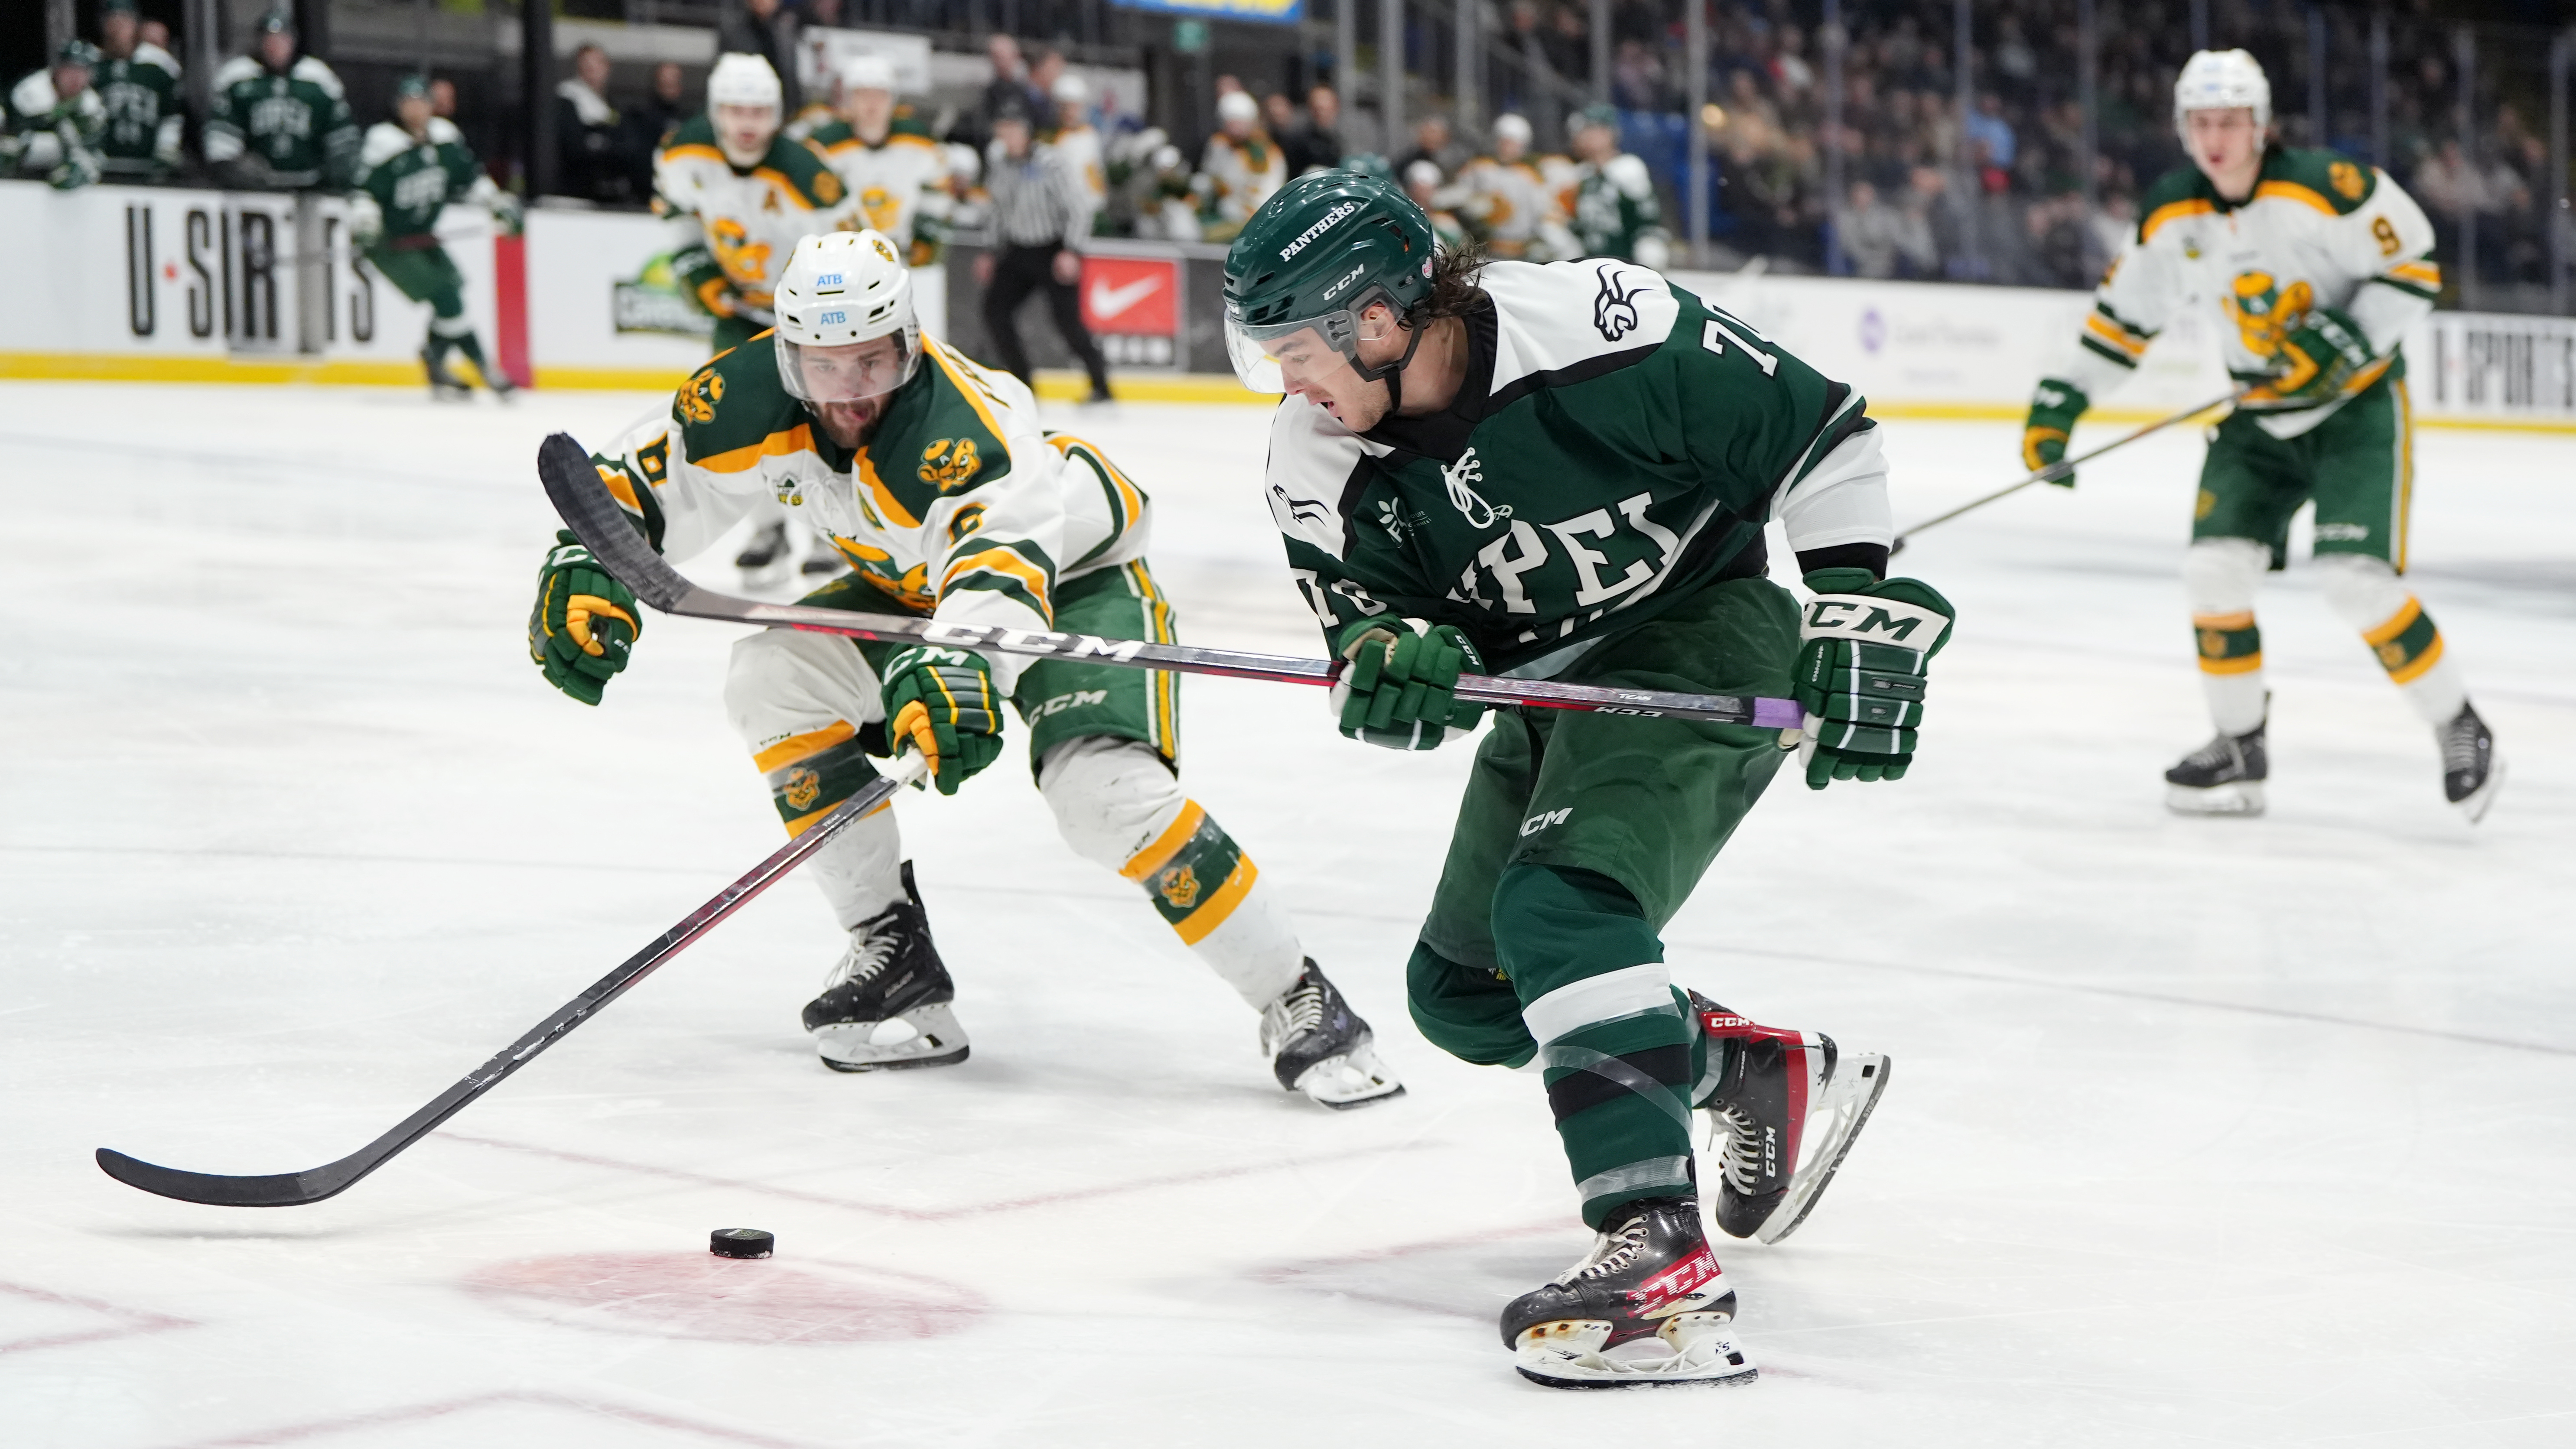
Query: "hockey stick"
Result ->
[[1888, 388, 2251, 556], [95, 753, 929, 1208], [535, 433, 1805, 731]]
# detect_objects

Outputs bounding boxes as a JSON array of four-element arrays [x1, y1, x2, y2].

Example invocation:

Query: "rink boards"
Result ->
[[1, 177, 2571, 430]]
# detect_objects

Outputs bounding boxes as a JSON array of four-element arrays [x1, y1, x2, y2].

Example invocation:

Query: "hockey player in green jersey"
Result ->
[[93, 0, 182, 183], [2022, 50, 2500, 822], [1565, 104, 1671, 269], [4, 41, 105, 191], [531, 230, 1405, 1108], [352, 75, 522, 399], [1225, 172, 1939, 1385], [204, 10, 358, 190]]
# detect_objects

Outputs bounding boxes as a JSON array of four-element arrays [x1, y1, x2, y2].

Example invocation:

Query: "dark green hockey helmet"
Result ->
[[1223, 169, 1437, 393]]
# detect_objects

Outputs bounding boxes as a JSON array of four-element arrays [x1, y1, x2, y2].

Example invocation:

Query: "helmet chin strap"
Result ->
[[1350, 314, 1428, 415]]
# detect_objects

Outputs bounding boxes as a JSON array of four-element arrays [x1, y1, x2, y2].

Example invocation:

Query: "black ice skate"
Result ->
[[1258, 961, 1404, 1109], [803, 861, 969, 1072], [2165, 712, 2269, 816], [1690, 993, 1890, 1245], [735, 518, 791, 571], [1501, 1197, 1755, 1388], [2439, 702, 2504, 824], [420, 346, 472, 402], [800, 543, 848, 577]]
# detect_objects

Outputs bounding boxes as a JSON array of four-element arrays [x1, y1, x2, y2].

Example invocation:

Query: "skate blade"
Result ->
[[2166, 780, 2265, 816], [2454, 754, 2506, 825], [815, 1004, 970, 1073], [1288, 1043, 1406, 1110], [1754, 1051, 1891, 1246], [1512, 1322, 1758, 1389]]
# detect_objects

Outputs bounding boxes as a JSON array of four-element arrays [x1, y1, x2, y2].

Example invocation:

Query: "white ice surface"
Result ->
[[1, 383, 2571, 1448]]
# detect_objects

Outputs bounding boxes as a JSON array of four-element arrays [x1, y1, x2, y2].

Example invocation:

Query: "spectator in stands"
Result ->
[[976, 102, 1111, 403], [718, 0, 800, 116], [1398, 114, 1466, 181], [556, 42, 636, 205], [140, 18, 172, 50], [1834, 180, 1903, 279], [1029, 48, 1067, 110], [1262, 91, 1298, 153], [1962, 93, 2015, 172], [1197, 89, 1285, 242], [429, 77, 458, 121], [1282, 83, 1342, 176], [982, 35, 1043, 140], [636, 61, 690, 151]]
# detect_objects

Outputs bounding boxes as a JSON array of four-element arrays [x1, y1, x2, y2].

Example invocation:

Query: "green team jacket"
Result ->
[[355, 119, 484, 244], [3, 66, 106, 187], [96, 44, 182, 179], [1571, 153, 1663, 262], [1261, 258, 1872, 678], [206, 53, 358, 188]]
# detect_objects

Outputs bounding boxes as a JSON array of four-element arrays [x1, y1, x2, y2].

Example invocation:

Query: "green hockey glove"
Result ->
[[528, 529, 641, 707], [2022, 378, 2090, 487], [1793, 568, 1956, 789], [882, 645, 1007, 796], [2272, 306, 2376, 404], [1329, 620, 1485, 750]]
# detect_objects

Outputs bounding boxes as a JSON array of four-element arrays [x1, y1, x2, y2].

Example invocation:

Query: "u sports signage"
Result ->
[[1079, 253, 1182, 370]]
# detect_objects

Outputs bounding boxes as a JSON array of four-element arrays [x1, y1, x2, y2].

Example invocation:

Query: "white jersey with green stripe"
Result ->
[[2056, 145, 2440, 439], [589, 333, 1150, 692], [1261, 258, 1894, 678]]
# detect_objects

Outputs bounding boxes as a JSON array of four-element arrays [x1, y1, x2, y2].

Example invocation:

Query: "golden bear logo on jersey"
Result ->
[[782, 767, 821, 811], [1156, 864, 1202, 911], [2223, 271, 2315, 359], [2330, 161, 2365, 201], [710, 218, 773, 286], [812, 170, 844, 205], [679, 367, 726, 423], [918, 438, 982, 492], [861, 185, 901, 234]]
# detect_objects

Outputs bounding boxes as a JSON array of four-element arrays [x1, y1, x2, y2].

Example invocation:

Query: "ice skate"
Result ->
[[1258, 961, 1403, 1109], [800, 542, 848, 577], [1502, 1197, 1756, 1389], [1690, 994, 1889, 1245], [421, 346, 472, 402], [2439, 702, 2504, 824], [803, 862, 969, 1072], [735, 517, 791, 572], [2165, 713, 2268, 815]]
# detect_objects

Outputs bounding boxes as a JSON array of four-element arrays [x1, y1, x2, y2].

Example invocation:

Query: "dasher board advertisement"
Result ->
[[1079, 253, 1181, 370]]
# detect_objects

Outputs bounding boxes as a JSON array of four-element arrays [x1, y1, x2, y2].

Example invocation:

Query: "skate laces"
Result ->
[[2441, 710, 2484, 775], [1710, 1102, 1766, 1195], [2179, 733, 2238, 770], [825, 925, 900, 991], [1561, 1216, 1654, 1283], [1262, 973, 1324, 1052]]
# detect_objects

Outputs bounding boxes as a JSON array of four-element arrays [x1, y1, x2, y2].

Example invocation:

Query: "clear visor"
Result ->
[[1223, 298, 1395, 394], [777, 328, 920, 407]]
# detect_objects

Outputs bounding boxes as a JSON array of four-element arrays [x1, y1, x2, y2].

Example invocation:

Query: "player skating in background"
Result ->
[[2023, 50, 2501, 821], [656, 52, 863, 575], [530, 230, 1404, 1108], [351, 75, 522, 400], [1453, 113, 1575, 263], [806, 55, 953, 339], [1224, 173, 1919, 1384]]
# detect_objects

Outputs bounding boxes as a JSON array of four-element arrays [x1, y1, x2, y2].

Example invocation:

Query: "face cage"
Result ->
[[1223, 285, 1401, 394], [777, 324, 923, 408]]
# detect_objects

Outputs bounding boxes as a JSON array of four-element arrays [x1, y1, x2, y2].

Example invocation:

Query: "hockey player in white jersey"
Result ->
[[1454, 113, 1576, 262], [529, 231, 1405, 1109], [807, 54, 953, 338], [2023, 50, 2500, 821]]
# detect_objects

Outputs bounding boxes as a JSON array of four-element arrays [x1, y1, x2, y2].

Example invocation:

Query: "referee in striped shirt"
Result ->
[[974, 101, 1112, 403]]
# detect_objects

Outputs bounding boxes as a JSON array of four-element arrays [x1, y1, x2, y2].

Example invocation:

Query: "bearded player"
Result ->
[[1224, 172, 1925, 1385], [529, 230, 1403, 1109], [2023, 50, 2500, 821]]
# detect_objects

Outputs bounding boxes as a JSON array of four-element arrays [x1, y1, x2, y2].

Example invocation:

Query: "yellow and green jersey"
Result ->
[[589, 331, 1151, 691], [653, 115, 862, 318], [805, 108, 951, 260]]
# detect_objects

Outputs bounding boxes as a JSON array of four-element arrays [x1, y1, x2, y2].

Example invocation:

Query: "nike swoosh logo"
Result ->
[[1086, 275, 1162, 319]]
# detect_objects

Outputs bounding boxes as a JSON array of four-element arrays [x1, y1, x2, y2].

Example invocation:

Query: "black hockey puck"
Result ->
[[709, 1228, 774, 1259]]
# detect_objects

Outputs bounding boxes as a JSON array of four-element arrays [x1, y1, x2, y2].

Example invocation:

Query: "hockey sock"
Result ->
[[429, 310, 481, 384], [1042, 737, 1303, 1008], [2183, 538, 2270, 734], [1496, 864, 1697, 1229], [2316, 554, 2467, 724], [744, 715, 907, 924]]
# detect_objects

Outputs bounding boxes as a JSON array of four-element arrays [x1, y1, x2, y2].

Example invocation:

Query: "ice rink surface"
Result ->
[[2, 380, 2570, 1447]]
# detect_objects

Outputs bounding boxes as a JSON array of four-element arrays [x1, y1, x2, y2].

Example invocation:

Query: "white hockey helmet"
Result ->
[[1492, 113, 1532, 149], [771, 230, 920, 408], [1217, 89, 1259, 125], [2173, 49, 2270, 142], [945, 141, 982, 185], [708, 52, 784, 111], [1052, 71, 1089, 106], [1404, 158, 1443, 189], [840, 52, 896, 96]]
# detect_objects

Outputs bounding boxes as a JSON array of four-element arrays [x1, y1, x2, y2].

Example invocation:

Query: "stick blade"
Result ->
[[534, 432, 699, 615], [94, 1147, 353, 1208]]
